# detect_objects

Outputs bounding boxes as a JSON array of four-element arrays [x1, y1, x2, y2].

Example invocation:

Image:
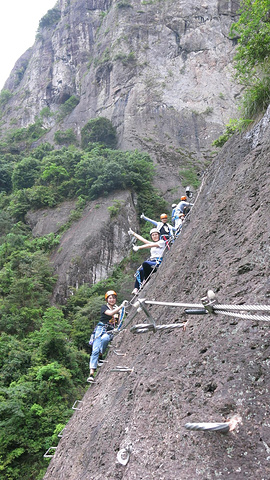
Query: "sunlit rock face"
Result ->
[[3, 0, 240, 158]]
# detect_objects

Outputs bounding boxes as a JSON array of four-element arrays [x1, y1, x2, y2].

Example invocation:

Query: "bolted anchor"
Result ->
[[201, 289, 217, 315]]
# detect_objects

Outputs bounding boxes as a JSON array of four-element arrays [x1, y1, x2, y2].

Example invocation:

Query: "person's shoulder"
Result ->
[[158, 239, 166, 247], [101, 304, 108, 313]]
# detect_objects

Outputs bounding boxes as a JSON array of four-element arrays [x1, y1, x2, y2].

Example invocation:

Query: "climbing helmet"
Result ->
[[105, 290, 117, 300], [150, 228, 160, 236], [160, 213, 168, 219]]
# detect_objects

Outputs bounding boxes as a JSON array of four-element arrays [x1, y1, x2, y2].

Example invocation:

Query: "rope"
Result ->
[[130, 322, 187, 334], [185, 422, 230, 433], [144, 300, 270, 312], [185, 415, 241, 433], [214, 304, 270, 312], [145, 300, 204, 308], [216, 310, 270, 322]]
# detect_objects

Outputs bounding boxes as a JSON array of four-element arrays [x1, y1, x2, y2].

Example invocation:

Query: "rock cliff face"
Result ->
[[26, 190, 138, 304], [42, 107, 270, 480], [3, 0, 240, 160]]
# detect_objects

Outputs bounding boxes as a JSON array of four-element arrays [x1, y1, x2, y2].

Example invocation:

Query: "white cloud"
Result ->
[[0, 0, 58, 90]]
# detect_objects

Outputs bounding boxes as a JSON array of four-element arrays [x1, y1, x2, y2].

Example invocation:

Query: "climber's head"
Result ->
[[160, 213, 168, 223], [105, 290, 117, 303], [150, 228, 160, 242], [181, 196, 187, 201]]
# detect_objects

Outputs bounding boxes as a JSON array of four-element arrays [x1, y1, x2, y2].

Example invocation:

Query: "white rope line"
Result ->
[[214, 304, 270, 312], [145, 300, 204, 308], [144, 300, 270, 311], [216, 310, 270, 322]]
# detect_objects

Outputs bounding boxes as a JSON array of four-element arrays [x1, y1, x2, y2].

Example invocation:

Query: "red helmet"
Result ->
[[181, 196, 187, 201], [160, 213, 168, 219], [105, 290, 117, 300]]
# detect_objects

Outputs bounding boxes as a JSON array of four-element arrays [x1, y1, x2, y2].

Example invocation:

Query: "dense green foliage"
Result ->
[[81, 117, 117, 149], [54, 129, 78, 146], [213, 0, 270, 147], [38, 8, 61, 29], [0, 141, 159, 222], [56, 96, 80, 121], [0, 114, 169, 479], [230, 0, 270, 118]]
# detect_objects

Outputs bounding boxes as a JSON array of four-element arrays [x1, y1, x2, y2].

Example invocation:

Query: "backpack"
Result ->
[[183, 205, 191, 216]]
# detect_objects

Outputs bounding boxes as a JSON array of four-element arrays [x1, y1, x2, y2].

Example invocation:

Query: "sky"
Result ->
[[0, 0, 58, 90]]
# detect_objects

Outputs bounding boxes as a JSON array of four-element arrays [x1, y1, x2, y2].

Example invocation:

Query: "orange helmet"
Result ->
[[105, 290, 117, 300], [181, 196, 187, 201], [160, 213, 168, 219]]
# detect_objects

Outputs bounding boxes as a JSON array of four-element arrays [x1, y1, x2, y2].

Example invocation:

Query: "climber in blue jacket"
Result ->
[[140, 213, 176, 242]]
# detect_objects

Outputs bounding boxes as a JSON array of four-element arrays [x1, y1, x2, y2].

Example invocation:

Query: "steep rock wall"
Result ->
[[26, 190, 138, 304], [43, 108, 270, 479], [3, 0, 240, 159]]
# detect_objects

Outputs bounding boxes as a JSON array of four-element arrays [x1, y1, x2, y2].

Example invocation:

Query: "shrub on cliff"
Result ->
[[81, 117, 117, 149]]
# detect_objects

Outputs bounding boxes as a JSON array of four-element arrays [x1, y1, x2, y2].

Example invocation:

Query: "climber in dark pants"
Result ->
[[129, 228, 166, 294]]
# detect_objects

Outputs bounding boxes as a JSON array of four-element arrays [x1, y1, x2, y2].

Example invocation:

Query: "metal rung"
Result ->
[[44, 447, 57, 458], [111, 366, 133, 373], [58, 427, 66, 438], [72, 400, 83, 410], [113, 350, 126, 356]]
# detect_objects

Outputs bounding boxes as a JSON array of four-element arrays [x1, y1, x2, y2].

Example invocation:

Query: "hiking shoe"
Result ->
[[132, 288, 138, 295], [97, 361, 104, 367], [87, 375, 95, 383]]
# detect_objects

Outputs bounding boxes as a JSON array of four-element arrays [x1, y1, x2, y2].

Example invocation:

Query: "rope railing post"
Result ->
[[135, 298, 157, 330], [201, 290, 217, 315]]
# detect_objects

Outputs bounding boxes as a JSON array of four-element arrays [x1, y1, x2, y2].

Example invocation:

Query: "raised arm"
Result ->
[[140, 213, 158, 227], [128, 228, 152, 244]]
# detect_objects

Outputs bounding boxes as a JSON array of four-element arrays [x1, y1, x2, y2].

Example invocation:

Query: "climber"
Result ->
[[140, 213, 176, 242], [171, 204, 177, 226], [87, 291, 127, 383], [129, 228, 166, 295], [174, 196, 193, 227], [175, 212, 185, 231]]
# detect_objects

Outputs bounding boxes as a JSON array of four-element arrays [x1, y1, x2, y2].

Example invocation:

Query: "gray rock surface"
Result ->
[[3, 0, 240, 159], [26, 191, 138, 304], [42, 97, 270, 480]]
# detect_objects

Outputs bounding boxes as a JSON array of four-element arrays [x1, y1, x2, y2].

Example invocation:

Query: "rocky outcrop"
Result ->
[[26, 190, 138, 304], [3, 0, 240, 160], [43, 102, 270, 480]]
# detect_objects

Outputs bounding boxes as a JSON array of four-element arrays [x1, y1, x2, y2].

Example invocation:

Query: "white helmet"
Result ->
[[150, 228, 160, 236]]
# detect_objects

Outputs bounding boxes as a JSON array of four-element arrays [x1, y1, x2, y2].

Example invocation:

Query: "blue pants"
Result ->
[[89, 325, 111, 369], [134, 260, 158, 289]]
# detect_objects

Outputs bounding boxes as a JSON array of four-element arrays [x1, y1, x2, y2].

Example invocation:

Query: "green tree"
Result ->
[[54, 129, 77, 146], [41, 162, 69, 186], [12, 157, 40, 190], [230, 0, 270, 116], [81, 117, 117, 149]]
